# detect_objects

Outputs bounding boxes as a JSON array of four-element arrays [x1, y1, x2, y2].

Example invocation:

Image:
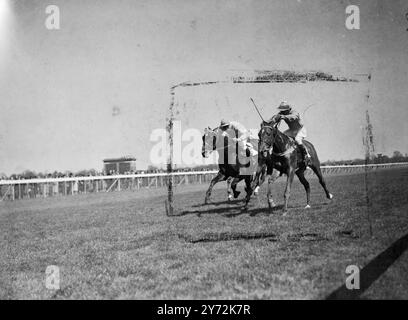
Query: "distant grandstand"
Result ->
[[103, 156, 137, 175]]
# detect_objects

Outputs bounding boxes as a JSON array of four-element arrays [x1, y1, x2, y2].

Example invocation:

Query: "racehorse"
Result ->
[[251, 120, 333, 213], [201, 127, 265, 204]]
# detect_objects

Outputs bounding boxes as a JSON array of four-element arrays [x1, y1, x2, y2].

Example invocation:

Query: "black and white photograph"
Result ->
[[1, 0, 408, 303]]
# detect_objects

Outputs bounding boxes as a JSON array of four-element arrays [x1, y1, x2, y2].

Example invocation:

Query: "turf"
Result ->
[[1, 167, 407, 299]]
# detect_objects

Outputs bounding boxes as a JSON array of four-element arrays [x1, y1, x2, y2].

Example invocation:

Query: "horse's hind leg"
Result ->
[[296, 169, 311, 208], [205, 172, 225, 204], [310, 164, 333, 199]]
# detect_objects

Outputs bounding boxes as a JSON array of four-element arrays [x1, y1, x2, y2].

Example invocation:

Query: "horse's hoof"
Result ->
[[282, 211, 288, 216], [228, 195, 233, 201], [268, 200, 276, 208], [328, 193, 333, 200], [305, 204, 311, 209], [254, 191, 258, 197]]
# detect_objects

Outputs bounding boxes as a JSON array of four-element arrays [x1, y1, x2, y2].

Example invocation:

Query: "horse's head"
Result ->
[[258, 121, 278, 158], [202, 127, 217, 158]]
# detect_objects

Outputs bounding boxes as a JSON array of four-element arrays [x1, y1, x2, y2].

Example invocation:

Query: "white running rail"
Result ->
[[1, 162, 407, 201]]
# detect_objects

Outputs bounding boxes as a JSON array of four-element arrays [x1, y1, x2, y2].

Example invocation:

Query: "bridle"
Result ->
[[259, 121, 295, 157], [259, 123, 278, 154]]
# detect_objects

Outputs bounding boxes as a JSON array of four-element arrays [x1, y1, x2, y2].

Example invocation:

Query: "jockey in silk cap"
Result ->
[[269, 101, 311, 164], [219, 119, 257, 160]]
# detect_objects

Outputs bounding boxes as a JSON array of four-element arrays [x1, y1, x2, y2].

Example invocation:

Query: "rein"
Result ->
[[204, 132, 240, 153], [272, 146, 295, 157]]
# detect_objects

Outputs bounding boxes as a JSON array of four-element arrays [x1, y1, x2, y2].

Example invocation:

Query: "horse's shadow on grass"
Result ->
[[191, 199, 243, 208], [179, 203, 284, 218], [180, 200, 330, 218]]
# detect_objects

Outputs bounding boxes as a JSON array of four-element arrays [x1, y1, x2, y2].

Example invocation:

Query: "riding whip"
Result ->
[[250, 98, 265, 122], [302, 104, 315, 119]]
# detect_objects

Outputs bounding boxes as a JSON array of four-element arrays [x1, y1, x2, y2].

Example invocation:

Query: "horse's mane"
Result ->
[[262, 120, 295, 149]]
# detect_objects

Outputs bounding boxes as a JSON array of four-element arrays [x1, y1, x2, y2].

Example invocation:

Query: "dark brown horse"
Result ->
[[250, 120, 333, 213], [202, 127, 265, 204]]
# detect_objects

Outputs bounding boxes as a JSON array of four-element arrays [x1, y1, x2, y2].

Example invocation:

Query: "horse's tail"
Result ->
[[303, 140, 321, 166], [302, 140, 333, 199]]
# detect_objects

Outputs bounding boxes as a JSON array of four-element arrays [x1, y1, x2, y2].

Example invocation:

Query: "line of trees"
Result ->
[[322, 151, 408, 166], [0, 169, 100, 180]]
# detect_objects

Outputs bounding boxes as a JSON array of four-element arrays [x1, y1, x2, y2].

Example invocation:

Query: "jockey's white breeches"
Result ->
[[284, 127, 307, 144], [237, 139, 257, 156], [237, 139, 246, 149]]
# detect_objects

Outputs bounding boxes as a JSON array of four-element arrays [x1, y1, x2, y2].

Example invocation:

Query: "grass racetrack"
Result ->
[[1, 167, 408, 299]]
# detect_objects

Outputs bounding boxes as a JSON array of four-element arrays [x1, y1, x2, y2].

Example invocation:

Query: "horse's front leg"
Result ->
[[205, 172, 225, 204], [267, 172, 279, 210], [243, 176, 253, 210], [251, 163, 266, 192], [226, 177, 233, 201], [283, 169, 295, 214], [244, 163, 266, 209], [229, 177, 242, 201], [254, 164, 267, 196]]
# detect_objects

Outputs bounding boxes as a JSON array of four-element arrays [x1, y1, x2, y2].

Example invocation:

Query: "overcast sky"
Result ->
[[0, 0, 407, 174]]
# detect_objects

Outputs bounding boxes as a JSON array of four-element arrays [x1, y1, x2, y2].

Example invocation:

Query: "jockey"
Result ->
[[219, 119, 257, 159], [269, 101, 311, 164]]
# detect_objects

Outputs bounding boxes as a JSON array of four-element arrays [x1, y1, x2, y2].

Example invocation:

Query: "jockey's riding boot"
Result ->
[[245, 144, 258, 157], [246, 147, 251, 157], [298, 144, 310, 165]]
